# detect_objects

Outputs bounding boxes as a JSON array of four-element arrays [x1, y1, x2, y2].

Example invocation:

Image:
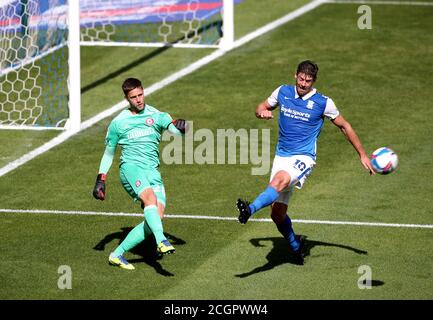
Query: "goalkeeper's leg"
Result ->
[[112, 221, 151, 257], [140, 188, 175, 255], [109, 221, 152, 270]]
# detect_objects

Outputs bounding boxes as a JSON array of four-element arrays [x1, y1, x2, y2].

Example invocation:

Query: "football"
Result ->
[[370, 147, 398, 174]]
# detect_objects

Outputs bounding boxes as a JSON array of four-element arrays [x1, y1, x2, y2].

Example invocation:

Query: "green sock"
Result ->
[[113, 222, 146, 257], [143, 220, 152, 237], [143, 205, 165, 244]]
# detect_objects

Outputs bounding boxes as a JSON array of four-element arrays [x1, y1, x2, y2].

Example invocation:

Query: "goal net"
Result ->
[[80, 0, 234, 48], [0, 0, 69, 129], [0, 0, 234, 131]]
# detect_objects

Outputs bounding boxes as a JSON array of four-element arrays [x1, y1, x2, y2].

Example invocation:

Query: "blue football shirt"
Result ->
[[267, 85, 339, 160]]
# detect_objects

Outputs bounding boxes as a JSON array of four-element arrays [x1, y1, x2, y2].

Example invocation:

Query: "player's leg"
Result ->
[[151, 185, 175, 254], [145, 179, 175, 255], [152, 184, 166, 219], [157, 202, 165, 218], [139, 187, 166, 244], [108, 221, 154, 270], [117, 164, 164, 246], [271, 200, 305, 265], [156, 188, 177, 255], [108, 221, 152, 270], [271, 192, 305, 265], [108, 166, 153, 269], [252, 169, 291, 213], [271, 191, 301, 253], [140, 185, 165, 218], [270, 155, 315, 263], [237, 157, 291, 223]]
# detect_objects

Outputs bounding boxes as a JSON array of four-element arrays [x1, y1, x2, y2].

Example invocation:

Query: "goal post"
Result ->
[[67, 0, 80, 133], [220, 0, 234, 51], [0, 0, 235, 131]]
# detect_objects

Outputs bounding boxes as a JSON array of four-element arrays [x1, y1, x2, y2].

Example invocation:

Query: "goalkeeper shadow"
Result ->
[[93, 227, 186, 277]]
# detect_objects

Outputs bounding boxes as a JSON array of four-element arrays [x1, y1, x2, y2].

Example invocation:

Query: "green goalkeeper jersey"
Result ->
[[105, 104, 173, 169]]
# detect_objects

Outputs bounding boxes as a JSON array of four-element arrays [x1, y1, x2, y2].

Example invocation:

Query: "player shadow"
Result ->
[[93, 227, 186, 277], [358, 279, 385, 287], [235, 236, 368, 278]]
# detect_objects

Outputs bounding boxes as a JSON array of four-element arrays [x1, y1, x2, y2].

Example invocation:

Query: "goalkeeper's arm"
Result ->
[[93, 145, 115, 200], [168, 119, 188, 135]]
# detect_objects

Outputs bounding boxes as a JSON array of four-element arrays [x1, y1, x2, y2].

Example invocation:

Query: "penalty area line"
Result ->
[[1, 208, 432, 229]]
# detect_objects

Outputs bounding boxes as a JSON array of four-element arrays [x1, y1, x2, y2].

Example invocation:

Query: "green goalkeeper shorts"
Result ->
[[119, 163, 166, 206]]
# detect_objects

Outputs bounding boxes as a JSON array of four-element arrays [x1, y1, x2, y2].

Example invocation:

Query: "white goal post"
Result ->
[[0, 0, 234, 131]]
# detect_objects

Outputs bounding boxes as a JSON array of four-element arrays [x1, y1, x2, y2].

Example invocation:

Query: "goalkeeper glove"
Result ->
[[172, 119, 187, 134], [93, 173, 106, 200]]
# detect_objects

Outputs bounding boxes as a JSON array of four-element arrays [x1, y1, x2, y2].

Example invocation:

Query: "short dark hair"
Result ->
[[122, 78, 142, 95], [296, 60, 319, 81]]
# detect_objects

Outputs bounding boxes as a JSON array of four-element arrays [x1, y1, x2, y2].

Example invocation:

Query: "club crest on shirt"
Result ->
[[306, 100, 314, 110], [145, 118, 154, 126], [135, 180, 141, 187]]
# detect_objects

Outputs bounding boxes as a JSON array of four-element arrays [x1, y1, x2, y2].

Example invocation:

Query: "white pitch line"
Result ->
[[0, 0, 325, 178], [324, 0, 433, 6], [1, 208, 432, 229]]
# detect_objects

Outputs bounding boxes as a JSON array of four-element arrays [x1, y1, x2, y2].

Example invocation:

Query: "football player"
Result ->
[[93, 78, 187, 270], [236, 60, 374, 265]]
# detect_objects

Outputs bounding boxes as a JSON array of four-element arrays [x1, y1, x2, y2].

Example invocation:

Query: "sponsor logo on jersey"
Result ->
[[128, 127, 154, 139], [280, 105, 311, 122]]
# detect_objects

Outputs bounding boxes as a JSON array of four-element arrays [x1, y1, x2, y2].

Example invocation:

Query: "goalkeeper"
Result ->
[[92, 78, 187, 270]]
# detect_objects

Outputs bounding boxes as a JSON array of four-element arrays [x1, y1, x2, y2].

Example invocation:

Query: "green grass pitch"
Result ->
[[0, 1, 432, 300]]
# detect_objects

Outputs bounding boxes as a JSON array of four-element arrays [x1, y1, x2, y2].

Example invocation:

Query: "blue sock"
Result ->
[[276, 215, 300, 251], [249, 186, 279, 214]]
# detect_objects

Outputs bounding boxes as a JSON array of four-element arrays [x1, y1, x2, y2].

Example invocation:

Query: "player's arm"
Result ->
[[255, 100, 274, 119], [331, 115, 375, 175], [161, 111, 188, 135], [93, 122, 119, 200], [256, 86, 280, 120], [168, 119, 187, 135], [93, 145, 116, 200]]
